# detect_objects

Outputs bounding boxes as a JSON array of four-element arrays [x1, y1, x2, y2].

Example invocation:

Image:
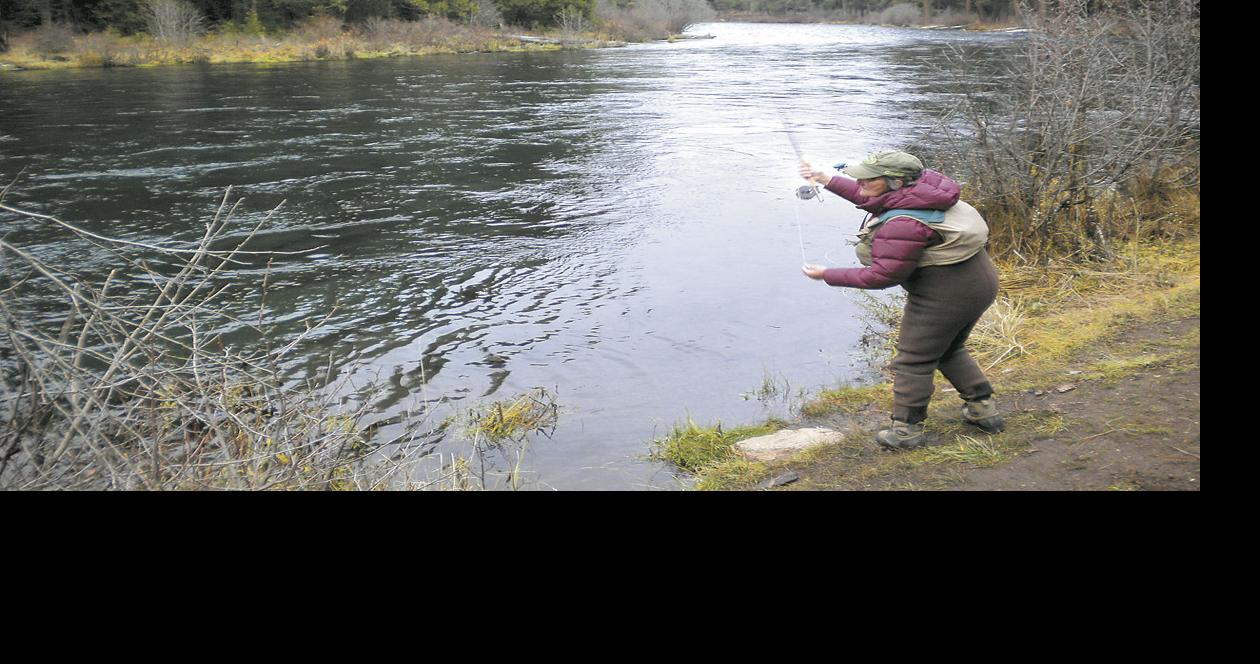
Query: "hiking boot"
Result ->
[[876, 420, 928, 450], [963, 398, 1004, 433]]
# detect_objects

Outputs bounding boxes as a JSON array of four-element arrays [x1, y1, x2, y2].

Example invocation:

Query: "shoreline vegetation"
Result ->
[[0, 3, 1029, 72], [0, 187, 566, 491], [712, 11, 1017, 30], [0, 18, 628, 72], [0, 0, 724, 72], [0, 19, 1017, 73], [0, 1, 1198, 490], [652, 235, 1200, 490], [651, 0, 1200, 490]]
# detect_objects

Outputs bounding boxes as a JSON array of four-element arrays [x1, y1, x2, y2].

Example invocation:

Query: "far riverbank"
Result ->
[[714, 10, 1020, 32], [1, 13, 1017, 73], [0, 19, 629, 72]]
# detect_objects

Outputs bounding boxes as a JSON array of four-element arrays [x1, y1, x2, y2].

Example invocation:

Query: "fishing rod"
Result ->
[[780, 118, 826, 269], [781, 119, 823, 203]]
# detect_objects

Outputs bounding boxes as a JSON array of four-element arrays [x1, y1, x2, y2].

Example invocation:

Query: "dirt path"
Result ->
[[749, 313, 1200, 491], [952, 316, 1200, 490]]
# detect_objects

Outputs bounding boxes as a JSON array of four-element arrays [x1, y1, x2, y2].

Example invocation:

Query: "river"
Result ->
[[0, 22, 1018, 489]]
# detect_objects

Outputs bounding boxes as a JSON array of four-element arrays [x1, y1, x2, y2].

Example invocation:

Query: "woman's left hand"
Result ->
[[801, 264, 827, 280]]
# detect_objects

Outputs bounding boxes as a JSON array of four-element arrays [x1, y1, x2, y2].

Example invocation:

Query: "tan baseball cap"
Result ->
[[843, 150, 925, 180]]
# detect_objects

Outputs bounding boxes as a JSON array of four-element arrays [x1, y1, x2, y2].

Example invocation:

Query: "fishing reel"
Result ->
[[796, 184, 822, 201], [797, 163, 848, 200], [796, 164, 845, 202]]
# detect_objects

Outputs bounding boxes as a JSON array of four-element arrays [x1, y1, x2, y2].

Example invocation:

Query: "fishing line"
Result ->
[[780, 117, 822, 266], [792, 197, 808, 265]]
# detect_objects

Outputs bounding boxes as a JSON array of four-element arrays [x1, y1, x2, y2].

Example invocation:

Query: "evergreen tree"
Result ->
[[493, 0, 591, 27]]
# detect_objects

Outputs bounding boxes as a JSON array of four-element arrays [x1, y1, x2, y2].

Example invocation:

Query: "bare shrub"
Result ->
[[296, 14, 345, 41], [361, 17, 443, 47], [557, 6, 591, 36], [659, 0, 714, 34], [31, 23, 75, 54], [878, 3, 921, 26], [72, 32, 122, 67], [471, 1, 505, 29], [934, 0, 1200, 262], [930, 11, 978, 27], [597, 0, 712, 40], [144, 0, 206, 45], [596, 0, 667, 41], [0, 187, 440, 490], [360, 17, 489, 52]]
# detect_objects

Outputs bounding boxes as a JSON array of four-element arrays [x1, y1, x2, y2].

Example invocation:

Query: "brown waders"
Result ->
[[890, 250, 999, 425]]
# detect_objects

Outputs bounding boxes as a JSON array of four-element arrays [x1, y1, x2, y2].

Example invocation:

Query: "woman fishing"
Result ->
[[798, 150, 1003, 450]]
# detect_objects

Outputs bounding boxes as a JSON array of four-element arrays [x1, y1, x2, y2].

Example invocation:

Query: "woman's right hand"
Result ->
[[798, 161, 827, 185]]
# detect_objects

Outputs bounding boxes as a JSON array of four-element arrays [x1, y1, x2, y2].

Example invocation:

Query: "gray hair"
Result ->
[[884, 174, 919, 191]]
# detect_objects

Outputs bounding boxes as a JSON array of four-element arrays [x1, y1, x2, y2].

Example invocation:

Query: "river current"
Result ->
[[0, 22, 1017, 489]]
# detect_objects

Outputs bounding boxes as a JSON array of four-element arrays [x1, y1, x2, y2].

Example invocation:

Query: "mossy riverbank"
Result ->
[[651, 236, 1201, 491], [0, 23, 624, 72], [0, 15, 1014, 73]]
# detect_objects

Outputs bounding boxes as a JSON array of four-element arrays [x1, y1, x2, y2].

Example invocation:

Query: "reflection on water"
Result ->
[[0, 23, 1017, 489]]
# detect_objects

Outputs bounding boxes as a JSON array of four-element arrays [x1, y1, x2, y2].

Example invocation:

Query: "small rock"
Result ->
[[1055, 384, 1077, 393], [754, 472, 800, 490]]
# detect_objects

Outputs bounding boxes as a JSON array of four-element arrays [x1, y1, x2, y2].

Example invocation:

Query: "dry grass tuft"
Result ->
[[461, 388, 559, 445]]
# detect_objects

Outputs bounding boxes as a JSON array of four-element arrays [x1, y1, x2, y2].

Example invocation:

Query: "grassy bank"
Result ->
[[653, 234, 1200, 490], [650, 418, 786, 490], [0, 10, 1018, 72], [0, 18, 623, 71]]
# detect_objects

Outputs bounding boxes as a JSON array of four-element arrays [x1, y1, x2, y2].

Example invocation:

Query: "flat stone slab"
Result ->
[[734, 427, 842, 462]]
